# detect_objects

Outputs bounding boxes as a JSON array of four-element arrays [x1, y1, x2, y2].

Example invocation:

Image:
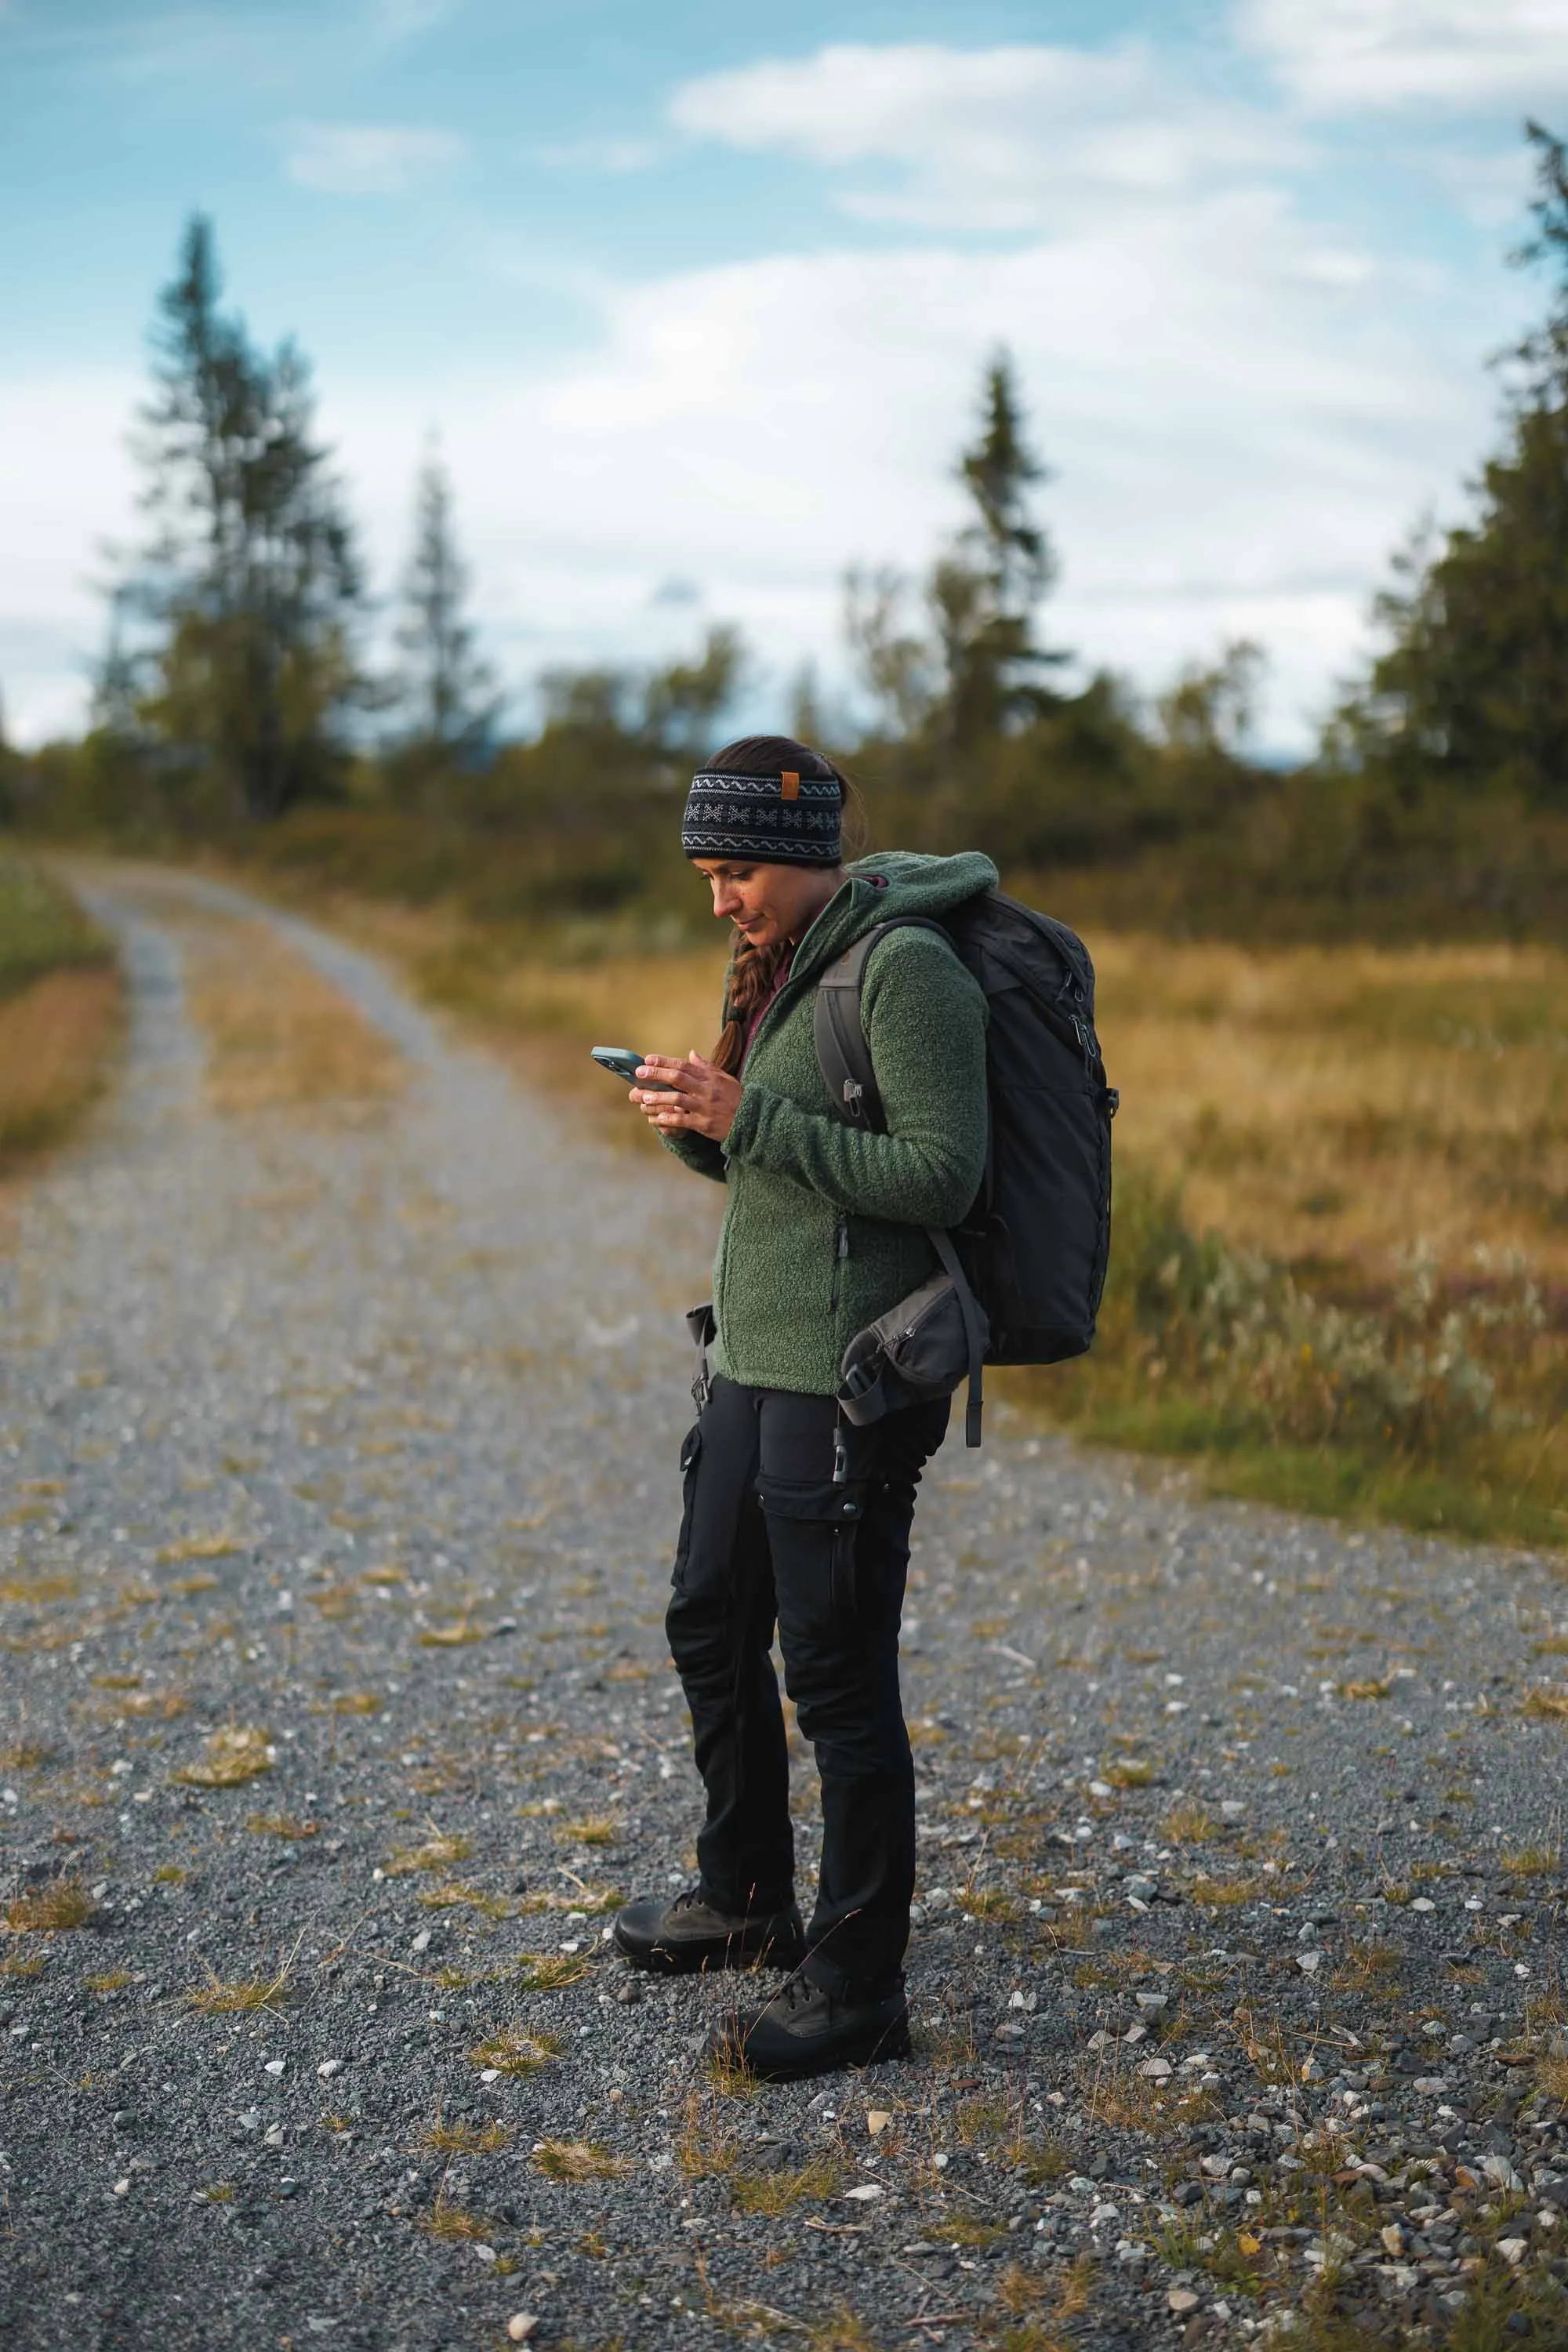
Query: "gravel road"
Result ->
[[3, 868, 1566, 2352]]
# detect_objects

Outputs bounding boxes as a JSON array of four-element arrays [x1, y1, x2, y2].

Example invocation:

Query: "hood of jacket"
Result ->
[[781, 848, 1000, 987]]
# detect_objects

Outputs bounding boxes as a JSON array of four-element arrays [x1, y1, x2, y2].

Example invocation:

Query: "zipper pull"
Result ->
[[833, 1421, 850, 1486], [837, 1215, 849, 1260]]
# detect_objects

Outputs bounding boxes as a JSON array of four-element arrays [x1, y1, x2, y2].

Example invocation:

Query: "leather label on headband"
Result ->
[[780, 771, 800, 800]]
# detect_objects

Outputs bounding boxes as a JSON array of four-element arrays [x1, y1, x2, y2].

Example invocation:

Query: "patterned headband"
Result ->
[[681, 767, 844, 866]]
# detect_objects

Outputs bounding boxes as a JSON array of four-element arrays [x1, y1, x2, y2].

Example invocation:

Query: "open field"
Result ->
[[293, 893, 1568, 1551], [0, 852, 120, 1182]]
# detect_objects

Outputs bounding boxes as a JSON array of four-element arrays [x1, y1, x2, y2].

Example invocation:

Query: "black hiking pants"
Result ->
[[664, 1373, 949, 1996]]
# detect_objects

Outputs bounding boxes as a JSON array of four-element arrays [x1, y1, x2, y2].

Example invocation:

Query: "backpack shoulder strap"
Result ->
[[812, 916, 949, 1131], [814, 914, 987, 1448]]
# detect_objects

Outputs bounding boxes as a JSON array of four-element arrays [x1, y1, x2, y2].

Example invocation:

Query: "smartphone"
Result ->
[[590, 1046, 647, 1083]]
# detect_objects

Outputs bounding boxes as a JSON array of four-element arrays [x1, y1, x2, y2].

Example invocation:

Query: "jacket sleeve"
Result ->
[[657, 1129, 729, 1184], [720, 929, 987, 1225]]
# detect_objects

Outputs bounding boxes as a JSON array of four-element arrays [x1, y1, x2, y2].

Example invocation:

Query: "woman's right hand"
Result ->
[[630, 1051, 742, 1142]]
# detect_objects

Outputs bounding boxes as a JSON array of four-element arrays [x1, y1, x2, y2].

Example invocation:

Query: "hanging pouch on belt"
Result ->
[[837, 1263, 989, 1428]]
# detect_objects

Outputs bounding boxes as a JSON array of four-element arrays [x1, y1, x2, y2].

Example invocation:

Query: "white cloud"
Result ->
[[283, 121, 464, 197], [0, 192, 1507, 753], [1235, 0, 1568, 110], [0, 375, 140, 744], [317, 187, 1498, 751], [670, 41, 1291, 234], [0, 40, 1529, 755]]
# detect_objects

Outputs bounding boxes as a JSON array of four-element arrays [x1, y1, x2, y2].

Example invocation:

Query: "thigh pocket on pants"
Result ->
[[757, 1476, 866, 1621], [671, 1423, 703, 1590]]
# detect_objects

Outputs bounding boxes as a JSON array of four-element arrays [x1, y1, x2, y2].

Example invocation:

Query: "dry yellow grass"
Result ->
[[0, 966, 122, 1177], [384, 1831, 472, 1875], [186, 880, 1568, 1540], [173, 1726, 274, 1788], [360, 916, 1568, 1291], [157, 1534, 243, 1565], [1091, 933, 1568, 1283], [4, 1878, 95, 1933], [532, 2138, 633, 2183], [728, 2154, 842, 2214], [468, 2028, 560, 2076], [267, 889, 1568, 1295], [422, 2196, 502, 2241], [187, 1954, 294, 2015], [182, 916, 402, 1118], [422, 2115, 511, 2154]]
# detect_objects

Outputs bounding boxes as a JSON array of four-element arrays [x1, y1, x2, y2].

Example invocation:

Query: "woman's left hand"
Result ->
[[632, 1051, 742, 1142]]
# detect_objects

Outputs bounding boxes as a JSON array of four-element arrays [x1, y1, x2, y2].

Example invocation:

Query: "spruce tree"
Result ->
[[1344, 124, 1568, 808], [392, 442, 499, 769], [927, 350, 1067, 747], [117, 215, 363, 821]]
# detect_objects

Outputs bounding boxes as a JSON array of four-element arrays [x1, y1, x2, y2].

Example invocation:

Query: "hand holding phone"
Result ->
[[590, 1046, 647, 1083]]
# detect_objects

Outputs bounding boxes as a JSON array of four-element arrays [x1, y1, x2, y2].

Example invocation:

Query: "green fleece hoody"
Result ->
[[660, 850, 995, 1396]]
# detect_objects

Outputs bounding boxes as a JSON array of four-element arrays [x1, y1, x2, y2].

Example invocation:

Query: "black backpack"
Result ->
[[814, 889, 1117, 1446]]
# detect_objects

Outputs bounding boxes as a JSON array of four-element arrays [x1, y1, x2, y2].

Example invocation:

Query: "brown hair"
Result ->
[[702, 735, 866, 1073]]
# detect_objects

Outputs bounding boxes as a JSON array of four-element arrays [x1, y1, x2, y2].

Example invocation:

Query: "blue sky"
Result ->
[[3, 0, 1566, 750]]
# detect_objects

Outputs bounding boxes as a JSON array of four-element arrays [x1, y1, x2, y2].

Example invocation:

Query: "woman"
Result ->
[[612, 735, 993, 2081]]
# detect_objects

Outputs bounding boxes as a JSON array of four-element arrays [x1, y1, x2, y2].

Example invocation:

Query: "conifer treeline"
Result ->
[[5, 125, 1568, 941]]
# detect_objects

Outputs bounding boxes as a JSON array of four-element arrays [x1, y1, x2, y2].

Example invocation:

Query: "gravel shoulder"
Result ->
[[2, 868, 1566, 2352]]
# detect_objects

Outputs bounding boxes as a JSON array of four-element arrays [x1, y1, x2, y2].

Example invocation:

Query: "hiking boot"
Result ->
[[708, 1973, 911, 2082], [613, 1886, 804, 1976]]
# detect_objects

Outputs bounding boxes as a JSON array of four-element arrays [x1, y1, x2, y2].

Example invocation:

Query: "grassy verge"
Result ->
[[159, 866, 1568, 1551], [1017, 1173, 1566, 1550], [0, 851, 121, 1177]]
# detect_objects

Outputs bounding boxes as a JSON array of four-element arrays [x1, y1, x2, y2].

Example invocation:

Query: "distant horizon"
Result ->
[[3, 1, 1566, 757]]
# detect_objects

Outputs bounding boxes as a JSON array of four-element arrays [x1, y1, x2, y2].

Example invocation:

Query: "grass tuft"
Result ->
[[1161, 1801, 1217, 1844], [1501, 1844, 1560, 1878], [516, 1951, 592, 1991], [187, 1951, 294, 2016], [1189, 1875, 1264, 1907], [173, 1726, 274, 1788], [421, 2116, 510, 2154], [532, 2137, 632, 2183], [156, 1534, 243, 1565], [5, 1878, 95, 1933], [469, 2029, 561, 2077], [423, 2197, 501, 2241], [384, 1831, 473, 1875], [416, 1880, 512, 1919], [729, 2154, 843, 2215], [557, 1814, 619, 1848], [804, 2312, 879, 2352]]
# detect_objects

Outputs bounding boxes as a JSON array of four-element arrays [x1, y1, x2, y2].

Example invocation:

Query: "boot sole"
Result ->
[[612, 1923, 806, 1976], [724, 2013, 913, 2082]]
